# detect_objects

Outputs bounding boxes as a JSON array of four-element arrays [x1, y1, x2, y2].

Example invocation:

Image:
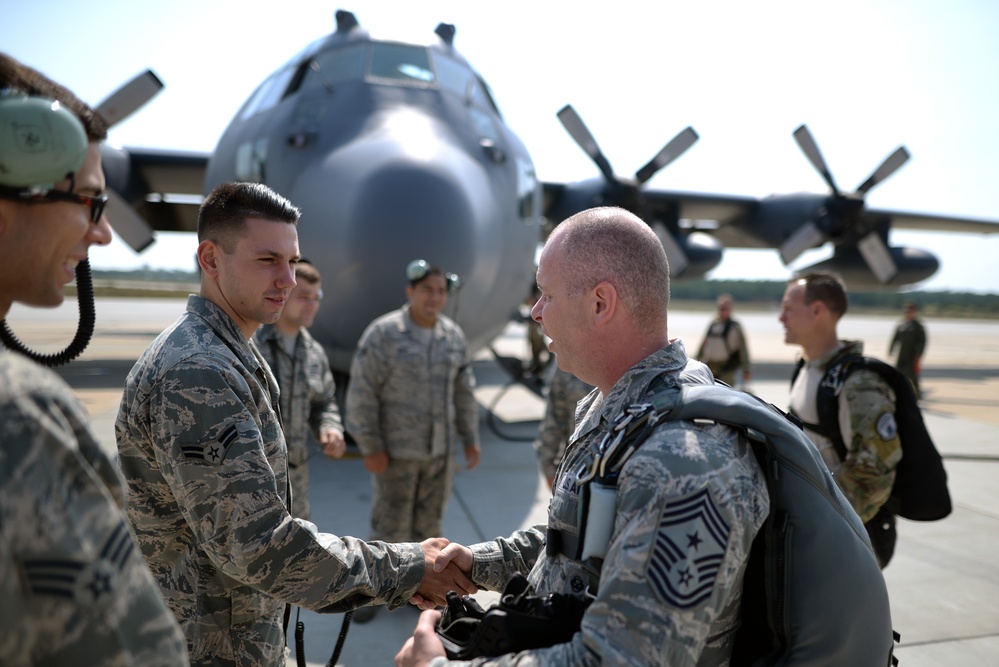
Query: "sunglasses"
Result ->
[[39, 189, 109, 224]]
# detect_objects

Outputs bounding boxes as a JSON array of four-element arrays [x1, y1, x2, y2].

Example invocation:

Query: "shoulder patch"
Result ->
[[20, 520, 134, 606], [647, 485, 730, 609], [181, 423, 238, 464], [876, 412, 898, 441]]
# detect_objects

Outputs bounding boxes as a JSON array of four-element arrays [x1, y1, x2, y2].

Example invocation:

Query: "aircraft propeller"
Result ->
[[96, 70, 164, 252], [556, 104, 699, 274], [779, 124, 910, 283]]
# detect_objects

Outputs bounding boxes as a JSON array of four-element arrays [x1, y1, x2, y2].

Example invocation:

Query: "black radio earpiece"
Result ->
[[0, 92, 88, 192], [406, 258, 461, 293]]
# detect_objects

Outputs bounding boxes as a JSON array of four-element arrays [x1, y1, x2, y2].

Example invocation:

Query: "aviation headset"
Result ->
[[0, 90, 89, 193], [0, 91, 95, 367], [407, 258, 461, 293]]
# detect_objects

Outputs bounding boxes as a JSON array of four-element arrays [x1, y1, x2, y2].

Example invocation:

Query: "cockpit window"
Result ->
[[433, 53, 500, 115], [369, 43, 434, 83], [240, 66, 296, 120], [299, 44, 367, 92]]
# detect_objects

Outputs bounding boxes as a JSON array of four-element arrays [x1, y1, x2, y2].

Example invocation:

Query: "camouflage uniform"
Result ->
[[346, 305, 477, 542], [789, 340, 902, 523], [254, 323, 343, 520], [532, 367, 593, 482], [696, 317, 750, 386], [115, 296, 425, 667], [443, 341, 770, 666], [1, 351, 188, 667]]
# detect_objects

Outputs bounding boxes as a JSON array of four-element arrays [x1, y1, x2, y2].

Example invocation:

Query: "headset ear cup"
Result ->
[[0, 94, 88, 190], [447, 273, 461, 293]]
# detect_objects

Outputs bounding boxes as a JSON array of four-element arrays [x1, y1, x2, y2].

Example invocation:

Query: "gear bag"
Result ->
[[792, 354, 951, 521]]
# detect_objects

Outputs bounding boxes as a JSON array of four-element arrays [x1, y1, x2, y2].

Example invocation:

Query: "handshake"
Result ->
[[412, 538, 476, 608]]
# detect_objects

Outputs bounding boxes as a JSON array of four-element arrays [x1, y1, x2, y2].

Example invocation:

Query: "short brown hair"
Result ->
[[0, 52, 108, 141], [793, 271, 848, 318], [295, 260, 321, 285], [198, 182, 300, 251]]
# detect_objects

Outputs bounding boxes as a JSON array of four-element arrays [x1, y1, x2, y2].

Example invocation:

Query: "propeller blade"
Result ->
[[779, 220, 826, 265], [95, 70, 164, 127], [856, 231, 898, 283], [856, 146, 910, 194], [793, 124, 840, 195], [651, 222, 689, 276], [557, 105, 615, 183], [635, 127, 699, 185], [105, 189, 155, 252]]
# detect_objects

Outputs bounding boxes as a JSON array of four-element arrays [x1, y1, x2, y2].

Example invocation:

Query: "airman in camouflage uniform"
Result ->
[[781, 273, 902, 567], [532, 366, 593, 488], [115, 183, 475, 667], [0, 53, 188, 667], [397, 207, 770, 667], [347, 288, 480, 544], [254, 260, 345, 520]]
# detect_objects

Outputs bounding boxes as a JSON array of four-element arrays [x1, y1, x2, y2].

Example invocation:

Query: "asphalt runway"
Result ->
[[6, 296, 998, 666]]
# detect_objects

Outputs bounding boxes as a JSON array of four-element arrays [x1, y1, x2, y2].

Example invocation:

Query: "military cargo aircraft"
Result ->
[[91, 9, 998, 376]]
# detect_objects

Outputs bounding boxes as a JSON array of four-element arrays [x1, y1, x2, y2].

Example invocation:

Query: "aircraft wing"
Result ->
[[866, 207, 999, 235], [103, 146, 210, 241]]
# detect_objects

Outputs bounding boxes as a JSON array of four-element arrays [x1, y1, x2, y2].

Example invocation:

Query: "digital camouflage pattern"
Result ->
[[453, 341, 770, 666], [1, 351, 188, 667], [254, 323, 343, 520], [115, 296, 425, 667], [346, 306, 478, 543], [346, 305, 477, 462], [533, 367, 593, 481], [790, 340, 901, 523]]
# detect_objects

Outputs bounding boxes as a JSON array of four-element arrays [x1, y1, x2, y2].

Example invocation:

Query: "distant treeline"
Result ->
[[669, 279, 999, 318], [90, 269, 998, 318]]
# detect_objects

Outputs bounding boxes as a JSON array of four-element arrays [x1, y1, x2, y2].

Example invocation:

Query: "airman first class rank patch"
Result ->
[[181, 423, 238, 463], [20, 519, 134, 606], [647, 486, 730, 609]]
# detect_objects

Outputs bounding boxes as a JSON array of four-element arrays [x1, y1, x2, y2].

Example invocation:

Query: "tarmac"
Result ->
[[7, 296, 999, 666]]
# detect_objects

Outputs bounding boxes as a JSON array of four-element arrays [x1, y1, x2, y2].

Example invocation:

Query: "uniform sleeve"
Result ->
[[309, 346, 343, 439], [453, 332, 479, 448], [914, 322, 927, 358], [468, 526, 547, 592], [1, 372, 188, 665], [838, 370, 903, 522], [146, 357, 423, 611], [345, 327, 390, 456]]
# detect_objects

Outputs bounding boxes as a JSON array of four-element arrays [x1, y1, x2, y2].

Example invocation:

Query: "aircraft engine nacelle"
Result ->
[[799, 243, 939, 288]]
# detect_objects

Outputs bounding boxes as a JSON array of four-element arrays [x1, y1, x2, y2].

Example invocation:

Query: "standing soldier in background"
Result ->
[[889, 300, 927, 400], [346, 259, 481, 622], [696, 293, 751, 387], [0, 53, 188, 665], [533, 366, 593, 489], [254, 259, 346, 520]]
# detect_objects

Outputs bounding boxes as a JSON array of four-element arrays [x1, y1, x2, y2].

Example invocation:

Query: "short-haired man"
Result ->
[[115, 182, 475, 666], [346, 260, 480, 622], [396, 207, 770, 665], [254, 259, 345, 520], [779, 271, 902, 567], [533, 366, 593, 489], [0, 53, 188, 665], [889, 299, 927, 400]]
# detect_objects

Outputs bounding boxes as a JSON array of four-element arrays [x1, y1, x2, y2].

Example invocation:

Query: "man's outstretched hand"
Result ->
[[415, 538, 476, 607]]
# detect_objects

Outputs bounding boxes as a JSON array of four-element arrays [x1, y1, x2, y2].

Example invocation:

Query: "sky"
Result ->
[[3, 0, 998, 293]]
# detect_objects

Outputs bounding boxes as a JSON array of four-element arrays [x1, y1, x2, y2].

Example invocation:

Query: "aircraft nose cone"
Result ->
[[290, 131, 501, 369]]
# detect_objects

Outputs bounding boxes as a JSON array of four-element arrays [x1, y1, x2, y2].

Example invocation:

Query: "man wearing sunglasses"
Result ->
[[0, 53, 189, 665], [346, 260, 481, 623]]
